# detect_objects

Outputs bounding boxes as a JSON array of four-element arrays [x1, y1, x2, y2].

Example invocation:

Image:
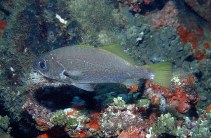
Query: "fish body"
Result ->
[[33, 45, 171, 91]]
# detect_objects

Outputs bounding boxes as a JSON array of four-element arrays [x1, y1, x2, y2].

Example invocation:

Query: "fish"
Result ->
[[33, 45, 172, 91]]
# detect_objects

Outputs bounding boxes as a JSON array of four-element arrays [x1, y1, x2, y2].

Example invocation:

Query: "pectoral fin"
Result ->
[[72, 83, 94, 91], [63, 70, 82, 79]]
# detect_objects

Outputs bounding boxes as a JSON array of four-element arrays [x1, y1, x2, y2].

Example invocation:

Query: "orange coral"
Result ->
[[88, 112, 100, 130], [203, 42, 211, 49], [36, 118, 50, 131], [129, 85, 139, 92], [206, 104, 211, 113], [66, 111, 74, 116], [73, 131, 86, 138], [37, 133, 50, 138]]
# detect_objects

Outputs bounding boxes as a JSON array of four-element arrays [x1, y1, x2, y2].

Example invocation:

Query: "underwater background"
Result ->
[[0, 0, 211, 137]]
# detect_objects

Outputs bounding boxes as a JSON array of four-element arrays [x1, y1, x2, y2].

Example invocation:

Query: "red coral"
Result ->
[[88, 112, 100, 131], [177, 25, 203, 47], [177, 25, 189, 43], [0, 20, 7, 30], [176, 24, 208, 61], [193, 49, 206, 60], [144, 74, 199, 114]]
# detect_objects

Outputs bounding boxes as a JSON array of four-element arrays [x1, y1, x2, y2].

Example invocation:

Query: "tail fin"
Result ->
[[145, 62, 172, 87]]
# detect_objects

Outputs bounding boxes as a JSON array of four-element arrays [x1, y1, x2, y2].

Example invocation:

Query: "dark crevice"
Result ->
[[34, 85, 100, 111]]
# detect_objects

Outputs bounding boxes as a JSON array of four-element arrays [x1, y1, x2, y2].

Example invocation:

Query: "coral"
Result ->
[[0, 115, 10, 131], [149, 1, 179, 28], [176, 112, 211, 137], [50, 110, 78, 129], [117, 112, 158, 138], [99, 97, 157, 137], [0, 20, 7, 32], [189, 112, 211, 137], [0, 115, 11, 138], [22, 80, 89, 132], [152, 113, 176, 135], [144, 73, 199, 115], [206, 104, 211, 113], [88, 112, 100, 131], [22, 87, 54, 131], [99, 103, 143, 137], [118, 127, 146, 138], [177, 25, 207, 61], [118, 0, 154, 13], [124, 25, 191, 66], [112, 96, 127, 108], [136, 98, 150, 108]]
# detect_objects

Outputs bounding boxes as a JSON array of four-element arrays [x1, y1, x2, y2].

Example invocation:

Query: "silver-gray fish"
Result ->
[[33, 45, 172, 91]]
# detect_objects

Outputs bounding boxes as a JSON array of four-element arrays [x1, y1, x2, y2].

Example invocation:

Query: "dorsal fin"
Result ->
[[99, 44, 137, 65], [77, 44, 95, 48]]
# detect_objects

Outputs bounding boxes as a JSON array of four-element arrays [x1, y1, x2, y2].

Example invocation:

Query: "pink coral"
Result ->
[[22, 85, 54, 131], [118, 113, 157, 138], [150, 1, 179, 28], [118, 127, 146, 138]]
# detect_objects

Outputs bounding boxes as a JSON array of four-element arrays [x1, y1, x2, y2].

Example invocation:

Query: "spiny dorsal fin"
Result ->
[[77, 44, 137, 65]]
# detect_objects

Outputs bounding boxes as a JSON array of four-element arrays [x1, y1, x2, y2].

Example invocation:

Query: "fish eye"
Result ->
[[38, 59, 47, 70]]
